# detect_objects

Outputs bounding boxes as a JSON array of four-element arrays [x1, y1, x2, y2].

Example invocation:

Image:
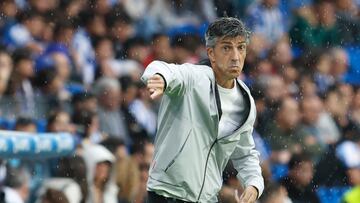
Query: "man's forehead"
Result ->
[[218, 36, 247, 44]]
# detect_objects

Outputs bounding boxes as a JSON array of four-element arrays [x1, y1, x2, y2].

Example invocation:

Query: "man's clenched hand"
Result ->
[[147, 74, 165, 100], [238, 186, 258, 203]]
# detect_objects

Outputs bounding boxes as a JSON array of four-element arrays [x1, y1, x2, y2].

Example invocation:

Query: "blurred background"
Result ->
[[0, 0, 359, 202]]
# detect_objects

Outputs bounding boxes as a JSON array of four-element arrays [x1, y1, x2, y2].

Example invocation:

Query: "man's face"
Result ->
[[207, 36, 247, 81], [291, 161, 314, 187], [17, 59, 34, 78], [95, 162, 111, 184]]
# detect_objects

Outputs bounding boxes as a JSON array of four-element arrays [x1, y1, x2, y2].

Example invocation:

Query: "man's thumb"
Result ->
[[150, 90, 161, 100]]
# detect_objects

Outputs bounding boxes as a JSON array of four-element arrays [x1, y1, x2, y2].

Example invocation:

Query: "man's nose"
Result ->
[[230, 48, 240, 61]]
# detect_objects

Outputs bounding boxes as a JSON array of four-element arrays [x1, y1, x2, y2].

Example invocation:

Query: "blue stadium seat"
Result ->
[[0, 118, 16, 130], [271, 163, 288, 181], [316, 186, 351, 203], [345, 46, 360, 85], [36, 119, 47, 133], [65, 83, 85, 95], [167, 24, 198, 39]]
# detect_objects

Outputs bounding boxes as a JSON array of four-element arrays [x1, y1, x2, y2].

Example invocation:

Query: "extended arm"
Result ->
[[141, 61, 192, 99]]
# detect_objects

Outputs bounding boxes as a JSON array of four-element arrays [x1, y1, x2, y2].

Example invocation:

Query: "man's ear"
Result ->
[[207, 47, 215, 63]]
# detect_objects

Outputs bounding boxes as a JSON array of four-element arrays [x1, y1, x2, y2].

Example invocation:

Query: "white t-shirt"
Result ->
[[217, 81, 247, 138], [4, 187, 24, 203]]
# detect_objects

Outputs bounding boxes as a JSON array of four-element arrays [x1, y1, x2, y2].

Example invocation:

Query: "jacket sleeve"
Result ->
[[230, 127, 264, 198], [141, 60, 192, 97]]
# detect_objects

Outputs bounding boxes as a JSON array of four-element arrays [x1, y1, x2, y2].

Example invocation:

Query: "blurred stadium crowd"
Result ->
[[0, 0, 360, 202]]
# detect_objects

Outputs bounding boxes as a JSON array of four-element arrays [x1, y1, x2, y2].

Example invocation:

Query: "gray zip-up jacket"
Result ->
[[141, 61, 264, 202]]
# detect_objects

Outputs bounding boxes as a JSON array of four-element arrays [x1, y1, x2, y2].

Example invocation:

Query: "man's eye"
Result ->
[[239, 45, 246, 50], [223, 46, 230, 51]]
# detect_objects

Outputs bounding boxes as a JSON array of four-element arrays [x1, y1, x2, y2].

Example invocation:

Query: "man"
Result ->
[[142, 17, 264, 202], [3, 166, 30, 203], [280, 154, 320, 203]]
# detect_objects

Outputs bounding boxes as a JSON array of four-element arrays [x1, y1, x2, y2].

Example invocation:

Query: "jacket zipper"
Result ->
[[196, 138, 218, 202], [195, 80, 221, 201], [164, 129, 192, 172]]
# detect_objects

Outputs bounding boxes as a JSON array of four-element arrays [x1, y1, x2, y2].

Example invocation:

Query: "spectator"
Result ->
[[2, 10, 45, 53], [58, 0, 85, 19], [72, 11, 106, 85], [5, 48, 35, 118], [256, 75, 286, 135], [329, 47, 349, 83], [252, 130, 272, 185], [56, 155, 88, 203], [246, 0, 286, 49], [143, 33, 174, 67], [280, 153, 320, 203], [336, 134, 360, 203], [218, 162, 242, 203], [123, 37, 150, 65], [46, 109, 75, 133], [82, 144, 118, 203], [71, 91, 98, 115], [44, 19, 76, 82], [268, 38, 293, 71], [14, 117, 36, 132], [129, 82, 157, 138], [324, 86, 352, 138], [299, 74, 318, 98], [336, 135, 360, 186], [131, 138, 154, 166], [93, 36, 142, 80], [38, 187, 72, 203], [106, 7, 135, 59], [342, 185, 360, 203], [47, 49, 72, 85], [0, 0, 17, 31], [36, 155, 87, 203], [313, 51, 334, 96], [100, 137, 140, 203], [33, 67, 71, 116], [40, 188, 69, 203], [148, 0, 216, 31], [313, 143, 349, 187], [334, 0, 360, 44], [3, 166, 30, 203], [27, 0, 57, 14], [73, 110, 106, 144], [263, 97, 302, 164], [172, 34, 202, 64], [0, 49, 12, 97], [90, 0, 112, 16], [298, 96, 326, 159], [119, 76, 148, 143], [351, 88, 360, 127], [134, 162, 150, 203], [314, 91, 341, 145], [290, 1, 342, 49], [93, 77, 130, 144], [258, 182, 291, 203]]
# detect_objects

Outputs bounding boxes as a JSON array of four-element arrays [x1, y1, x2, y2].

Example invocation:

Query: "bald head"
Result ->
[[276, 97, 300, 130]]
